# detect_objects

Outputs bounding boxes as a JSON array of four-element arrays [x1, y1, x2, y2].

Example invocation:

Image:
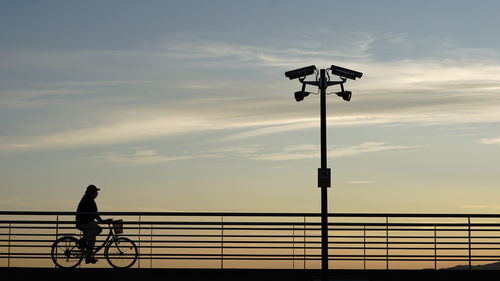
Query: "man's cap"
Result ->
[[86, 184, 100, 192]]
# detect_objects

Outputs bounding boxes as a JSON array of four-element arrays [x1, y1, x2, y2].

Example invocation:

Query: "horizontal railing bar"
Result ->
[[7, 239, 500, 246], [6, 219, 500, 227], [4, 243, 500, 250], [4, 242, 500, 249], [4, 211, 500, 218], [330, 235, 480, 239], [5, 224, 500, 231], [6, 220, 500, 226], [3, 255, 500, 259], [0, 211, 321, 217], [0, 233, 315, 238], [9, 251, 500, 258], [0, 226, 323, 231], [0, 225, 416, 230], [0, 220, 323, 225], [7, 256, 500, 262], [3, 233, 488, 239], [7, 244, 500, 250], [7, 252, 500, 259]]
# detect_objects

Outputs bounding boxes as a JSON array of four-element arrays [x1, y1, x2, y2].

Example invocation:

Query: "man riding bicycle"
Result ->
[[76, 184, 111, 264]]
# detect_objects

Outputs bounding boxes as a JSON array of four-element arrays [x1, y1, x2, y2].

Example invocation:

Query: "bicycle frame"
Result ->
[[85, 223, 119, 255]]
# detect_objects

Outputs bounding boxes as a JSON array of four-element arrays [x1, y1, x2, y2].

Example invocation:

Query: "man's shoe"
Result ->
[[85, 257, 98, 264]]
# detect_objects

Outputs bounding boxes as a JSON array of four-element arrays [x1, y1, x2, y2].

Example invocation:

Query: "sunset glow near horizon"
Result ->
[[1, 0, 500, 215]]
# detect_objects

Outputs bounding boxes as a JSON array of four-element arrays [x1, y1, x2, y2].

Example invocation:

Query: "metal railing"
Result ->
[[2, 211, 500, 269]]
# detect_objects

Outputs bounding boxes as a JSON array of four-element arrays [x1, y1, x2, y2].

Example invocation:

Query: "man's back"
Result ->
[[76, 194, 98, 229]]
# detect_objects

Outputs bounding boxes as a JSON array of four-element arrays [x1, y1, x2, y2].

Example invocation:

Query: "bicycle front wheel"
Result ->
[[51, 236, 83, 268], [105, 237, 138, 268]]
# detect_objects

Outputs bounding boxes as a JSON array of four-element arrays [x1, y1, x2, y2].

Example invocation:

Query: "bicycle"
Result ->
[[50, 219, 138, 268]]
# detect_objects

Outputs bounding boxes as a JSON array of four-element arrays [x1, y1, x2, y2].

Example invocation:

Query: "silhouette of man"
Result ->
[[76, 184, 109, 264]]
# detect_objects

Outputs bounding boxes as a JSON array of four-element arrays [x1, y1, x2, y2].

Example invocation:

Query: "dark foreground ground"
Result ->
[[3, 267, 500, 281]]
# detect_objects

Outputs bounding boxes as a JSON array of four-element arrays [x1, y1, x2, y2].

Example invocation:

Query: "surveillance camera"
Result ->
[[330, 65, 362, 80], [285, 65, 317, 80], [294, 91, 310, 102]]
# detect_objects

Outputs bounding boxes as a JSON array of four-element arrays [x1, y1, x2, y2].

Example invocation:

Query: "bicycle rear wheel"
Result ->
[[105, 237, 138, 268], [51, 236, 83, 268]]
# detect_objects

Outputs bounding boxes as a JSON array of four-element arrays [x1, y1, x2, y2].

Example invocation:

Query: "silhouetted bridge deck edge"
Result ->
[[3, 268, 500, 281]]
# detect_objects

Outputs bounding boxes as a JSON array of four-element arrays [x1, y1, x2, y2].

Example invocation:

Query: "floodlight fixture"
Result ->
[[330, 65, 363, 80], [336, 91, 352, 102], [294, 91, 310, 102], [285, 65, 317, 80]]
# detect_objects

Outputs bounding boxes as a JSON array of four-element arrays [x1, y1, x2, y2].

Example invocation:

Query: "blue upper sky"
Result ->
[[3, 1, 500, 51]]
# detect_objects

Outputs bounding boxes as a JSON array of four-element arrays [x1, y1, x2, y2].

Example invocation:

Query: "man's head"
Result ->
[[85, 184, 100, 199]]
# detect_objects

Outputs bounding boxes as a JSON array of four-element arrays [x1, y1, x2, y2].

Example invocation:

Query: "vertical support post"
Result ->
[[7, 223, 11, 268], [303, 216, 306, 270], [319, 68, 329, 281], [434, 226, 437, 270], [55, 215, 59, 238], [363, 225, 366, 270], [221, 216, 224, 270], [385, 217, 389, 270], [468, 217, 472, 270], [293, 224, 295, 269], [150, 223, 153, 268], [138, 215, 142, 268], [55, 215, 59, 269]]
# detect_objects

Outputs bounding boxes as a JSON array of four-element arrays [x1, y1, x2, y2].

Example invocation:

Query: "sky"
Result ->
[[1, 0, 500, 214]]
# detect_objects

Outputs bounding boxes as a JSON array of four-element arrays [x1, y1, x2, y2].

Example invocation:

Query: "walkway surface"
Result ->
[[3, 268, 500, 281]]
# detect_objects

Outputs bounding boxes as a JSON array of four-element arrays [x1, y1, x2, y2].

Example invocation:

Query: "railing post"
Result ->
[[221, 215, 224, 270], [434, 226, 437, 270], [386, 216, 389, 270], [150, 223, 153, 268], [7, 223, 11, 268], [303, 216, 306, 270], [363, 225, 366, 270], [55, 215, 59, 238], [55, 215, 59, 269], [292, 224, 295, 269], [468, 217, 472, 270], [138, 215, 142, 268]]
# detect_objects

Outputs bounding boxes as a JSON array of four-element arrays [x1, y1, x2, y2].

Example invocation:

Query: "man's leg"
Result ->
[[82, 229, 92, 261], [82, 222, 102, 262]]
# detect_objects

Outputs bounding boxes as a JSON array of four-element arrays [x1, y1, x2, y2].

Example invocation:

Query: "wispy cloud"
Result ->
[[2, 32, 500, 152], [0, 88, 95, 108], [206, 145, 263, 155], [90, 149, 216, 166], [249, 142, 419, 161], [346, 180, 377, 185], [192, 142, 417, 162], [0, 90, 498, 152], [477, 136, 500, 146], [156, 31, 374, 68]]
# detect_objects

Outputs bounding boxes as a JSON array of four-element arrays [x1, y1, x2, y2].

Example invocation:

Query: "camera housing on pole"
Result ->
[[330, 65, 363, 80], [284, 65, 317, 80]]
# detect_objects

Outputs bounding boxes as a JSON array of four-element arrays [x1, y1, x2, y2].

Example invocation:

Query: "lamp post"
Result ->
[[285, 64, 362, 281]]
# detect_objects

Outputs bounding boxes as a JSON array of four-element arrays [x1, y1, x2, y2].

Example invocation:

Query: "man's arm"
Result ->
[[91, 200, 104, 223], [96, 214, 104, 223], [94, 206, 112, 223]]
